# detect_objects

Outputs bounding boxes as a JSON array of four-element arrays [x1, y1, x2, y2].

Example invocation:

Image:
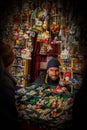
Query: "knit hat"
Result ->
[[47, 58, 60, 69], [0, 43, 15, 67]]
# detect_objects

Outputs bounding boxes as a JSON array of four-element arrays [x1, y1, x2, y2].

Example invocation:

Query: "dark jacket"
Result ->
[[0, 59, 20, 130], [34, 71, 60, 86]]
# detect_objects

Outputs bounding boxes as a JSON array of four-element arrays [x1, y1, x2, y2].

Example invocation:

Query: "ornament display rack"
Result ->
[[2, 0, 86, 86], [12, 40, 31, 87]]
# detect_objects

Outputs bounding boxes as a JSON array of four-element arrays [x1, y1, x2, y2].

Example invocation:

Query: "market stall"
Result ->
[[0, 0, 87, 130]]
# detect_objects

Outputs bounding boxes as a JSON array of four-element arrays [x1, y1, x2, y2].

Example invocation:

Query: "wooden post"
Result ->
[[23, 59, 30, 87]]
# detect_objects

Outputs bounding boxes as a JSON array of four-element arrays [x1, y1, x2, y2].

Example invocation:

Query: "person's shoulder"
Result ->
[[0, 70, 16, 88], [37, 71, 46, 79], [34, 71, 46, 84]]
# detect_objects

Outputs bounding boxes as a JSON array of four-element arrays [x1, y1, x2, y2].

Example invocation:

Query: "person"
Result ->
[[0, 42, 20, 130], [34, 57, 60, 86], [72, 65, 87, 129], [33, 58, 72, 130]]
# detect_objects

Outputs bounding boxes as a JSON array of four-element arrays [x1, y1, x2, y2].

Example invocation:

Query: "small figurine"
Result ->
[[64, 72, 71, 82]]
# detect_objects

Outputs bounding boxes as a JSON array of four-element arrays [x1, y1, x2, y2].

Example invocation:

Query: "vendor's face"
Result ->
[[47, 67, 59, 80]]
